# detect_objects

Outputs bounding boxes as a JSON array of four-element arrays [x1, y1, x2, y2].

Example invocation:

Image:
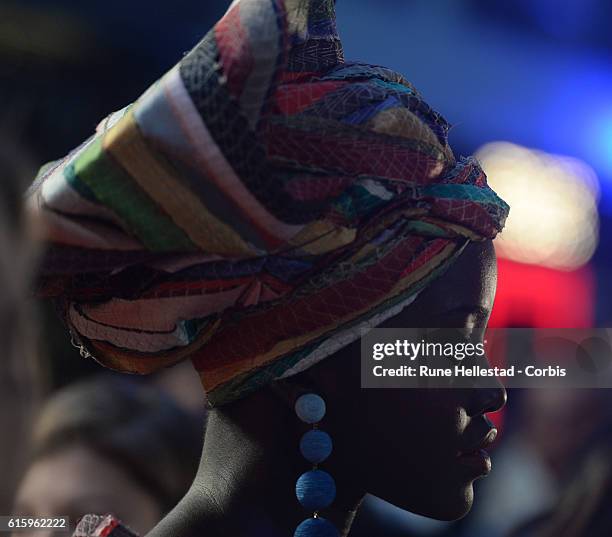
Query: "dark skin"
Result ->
[[148, 240, 507, 537]]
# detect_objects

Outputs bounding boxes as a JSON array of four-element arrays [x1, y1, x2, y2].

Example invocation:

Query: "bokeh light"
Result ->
[[476, 142, 600, 271], [593, 108, 612, 178]]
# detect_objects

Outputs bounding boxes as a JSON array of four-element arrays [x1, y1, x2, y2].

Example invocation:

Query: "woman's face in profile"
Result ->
[[316, 240, 507, 521]]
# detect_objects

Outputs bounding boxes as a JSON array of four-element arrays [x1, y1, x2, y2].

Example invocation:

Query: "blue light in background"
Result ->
[[522, 0, 599, 40], [594, 110, 612, 172], [543, 67, 612, 212], [592, 109, 612, 214], [337, 0, 612, 212], [540, 66, 612, 160]]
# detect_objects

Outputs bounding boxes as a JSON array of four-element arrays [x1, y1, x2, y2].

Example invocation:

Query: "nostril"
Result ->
[[469, 385, 507, 417]]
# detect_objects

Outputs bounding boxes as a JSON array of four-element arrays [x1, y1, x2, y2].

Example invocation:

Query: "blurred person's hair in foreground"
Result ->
[[0, 129, 40, 513], [12, 375, 203, 536]]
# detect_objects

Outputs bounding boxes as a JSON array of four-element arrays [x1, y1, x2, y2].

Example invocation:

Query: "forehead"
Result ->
[[383, 240, 497, 328]]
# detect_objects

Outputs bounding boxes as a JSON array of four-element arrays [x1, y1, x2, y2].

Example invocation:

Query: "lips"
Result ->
[[456, 428, 498, 476], [459, 428, 498, 456]]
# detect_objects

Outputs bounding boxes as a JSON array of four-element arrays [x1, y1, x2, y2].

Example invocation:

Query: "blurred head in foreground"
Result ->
[[0, 131, 39, 513], [12, 376, 202, 535]]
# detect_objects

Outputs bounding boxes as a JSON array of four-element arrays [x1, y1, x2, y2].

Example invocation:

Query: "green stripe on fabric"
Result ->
[[332, 184, 387, 222], [72, 136, 197, 252], [403, 220, 450, 238], [422, 183, 505, 204], [372, 79, 414, 95], [65, 162, 100, 204]]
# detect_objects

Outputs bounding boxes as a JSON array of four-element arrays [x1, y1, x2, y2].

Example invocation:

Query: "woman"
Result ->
[[12, 375, 202, 536], [28, 0, 509, 535]]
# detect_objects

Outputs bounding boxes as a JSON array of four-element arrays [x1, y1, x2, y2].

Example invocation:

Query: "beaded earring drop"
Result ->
[[293, 394, 340, 537]]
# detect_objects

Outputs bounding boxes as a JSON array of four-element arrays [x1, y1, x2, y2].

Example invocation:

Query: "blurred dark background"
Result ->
[[2, 1, 612, 536]]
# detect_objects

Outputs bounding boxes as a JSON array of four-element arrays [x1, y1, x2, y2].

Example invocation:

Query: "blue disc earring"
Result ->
[[293, 394, 340, 537]]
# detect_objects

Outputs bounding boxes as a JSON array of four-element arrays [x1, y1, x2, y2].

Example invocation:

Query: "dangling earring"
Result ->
[[293, 393, 339, 537]]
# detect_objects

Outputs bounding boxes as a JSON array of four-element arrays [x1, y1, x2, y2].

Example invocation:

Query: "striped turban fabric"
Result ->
[[29, 0, 509, 407]]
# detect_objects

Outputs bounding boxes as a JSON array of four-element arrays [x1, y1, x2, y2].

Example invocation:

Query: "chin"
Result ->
[[390, 482, 475, 522], [423, 483, 475, 522]]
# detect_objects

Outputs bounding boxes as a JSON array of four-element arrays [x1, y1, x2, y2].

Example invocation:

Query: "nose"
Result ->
[[468, 379, 507, 417]]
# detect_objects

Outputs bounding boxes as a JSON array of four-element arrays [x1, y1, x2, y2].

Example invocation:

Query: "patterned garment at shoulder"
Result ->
[[73, 515, 139, 537]]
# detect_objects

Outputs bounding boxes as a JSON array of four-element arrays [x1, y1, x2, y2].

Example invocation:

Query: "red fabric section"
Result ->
[[278, 70, 322, 83], [99, 519, 119, 537], [191, 237, 447, 372], [430, 198, 500, 238], [141, 274, 292, 299], [284, 174, 354, 201], [273, 81, 349, 115], [215, 4, 255, 100], [267, 124, 445, 183]]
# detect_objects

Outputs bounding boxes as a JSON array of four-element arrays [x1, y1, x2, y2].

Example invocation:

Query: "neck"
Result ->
[[147, 391, 362, 537]]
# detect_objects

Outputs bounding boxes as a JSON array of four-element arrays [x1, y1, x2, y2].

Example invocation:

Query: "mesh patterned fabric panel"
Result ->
[[73, 515, 138, 537], [29, 0, 509, 406]]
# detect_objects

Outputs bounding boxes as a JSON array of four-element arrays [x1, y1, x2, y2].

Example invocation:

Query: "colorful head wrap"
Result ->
[[30, 0, 509, 406]]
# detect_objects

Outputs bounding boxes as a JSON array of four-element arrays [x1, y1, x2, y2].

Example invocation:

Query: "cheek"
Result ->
[[357, 390, 474, 494], [353, 390, 478, 519], [425, 390, 470, 438], [360, 390, 466, 454]]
